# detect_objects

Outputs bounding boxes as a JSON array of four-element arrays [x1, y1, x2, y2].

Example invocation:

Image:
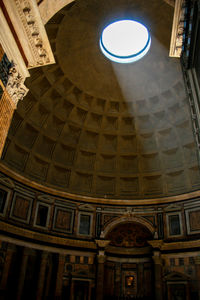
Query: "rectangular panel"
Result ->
[[10, 193, 33, 223], [53, 206, 74, 233], [185, 207, 200, 234]]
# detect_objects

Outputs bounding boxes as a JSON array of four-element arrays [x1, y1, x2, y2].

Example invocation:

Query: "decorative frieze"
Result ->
[[169, 0, 186, 57]]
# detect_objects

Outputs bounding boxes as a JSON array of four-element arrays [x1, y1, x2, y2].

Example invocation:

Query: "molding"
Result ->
[[150, 239, 200, 251], [3, 0, 55, 68], [106, 245, 152, 256], [0, 220, 96, 250], [169, 0, 185, 57]]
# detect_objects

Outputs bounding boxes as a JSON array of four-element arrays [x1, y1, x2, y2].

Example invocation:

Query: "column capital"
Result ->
[[95, 239, 110, 248], [6, 65, 29, 106], [148, 240, 163, 250]]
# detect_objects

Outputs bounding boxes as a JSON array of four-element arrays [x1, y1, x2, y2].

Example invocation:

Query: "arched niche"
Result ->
[[101, 215, 155, 239]]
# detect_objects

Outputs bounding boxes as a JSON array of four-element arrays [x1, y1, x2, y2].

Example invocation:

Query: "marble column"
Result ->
[[195, 256, 200, 299], [137, 263, 144, 297], [0, 244, 15, 296], [44, 256, 52, 299], [36, 251, 48, 300], [88, 281, 93, 300], [96, 254, 106, 300], [55, 254, 65, 299], [17, 248, 29, 300], [70, 280, 74, 300], [115, 263, 121, 297], [153, 250, 163, 300], [0, 82, 16, 158], [95, 240, 110, 300]]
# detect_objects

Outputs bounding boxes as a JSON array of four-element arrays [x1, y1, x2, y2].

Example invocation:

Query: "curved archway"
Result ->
[[101, 215, 155, 239], [38, 0, 74, 24]]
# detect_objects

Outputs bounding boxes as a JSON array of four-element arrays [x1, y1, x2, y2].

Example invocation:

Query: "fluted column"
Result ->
[[0, 244, 15, 296], [36, 251, 48, 300], [95, 239, 110, 300], [88, 281, 93, 300], [70, 280, 74, 300], [55, 254, 65, 299], [195, 256, 200, 299], [44, 256, 52, 299], [152, 250, 163, 300], [0, 81, 16, 158], [115, 263, 121, 297], [17, 248, 29, 300], [96, 254, 106, 300]]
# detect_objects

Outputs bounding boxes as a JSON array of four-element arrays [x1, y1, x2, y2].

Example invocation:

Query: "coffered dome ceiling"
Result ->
[[1, 0, 200, 201]]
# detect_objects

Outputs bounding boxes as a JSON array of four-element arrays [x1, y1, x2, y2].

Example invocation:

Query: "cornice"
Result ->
[[0, 163, 200, 206], [149, 239, 200, 251], [0, 221, 96, 250]]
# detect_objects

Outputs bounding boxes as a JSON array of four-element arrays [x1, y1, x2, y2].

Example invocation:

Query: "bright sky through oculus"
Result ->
[[100, 20, 151, 63]]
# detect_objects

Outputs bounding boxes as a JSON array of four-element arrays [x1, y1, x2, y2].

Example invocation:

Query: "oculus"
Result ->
[[100, 20, 151, 63]]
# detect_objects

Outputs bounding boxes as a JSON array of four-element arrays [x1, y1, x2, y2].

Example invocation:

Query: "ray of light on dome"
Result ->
[[100, 20, 151, 63]]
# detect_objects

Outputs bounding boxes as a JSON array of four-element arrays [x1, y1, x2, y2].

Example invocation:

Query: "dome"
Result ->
[[1, 0, 200, 203]]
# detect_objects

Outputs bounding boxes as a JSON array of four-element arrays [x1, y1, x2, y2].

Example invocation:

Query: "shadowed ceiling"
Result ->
[[1, 0, 200, 200]]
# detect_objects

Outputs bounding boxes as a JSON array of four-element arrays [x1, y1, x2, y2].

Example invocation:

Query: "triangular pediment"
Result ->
[[164, 272, 190, 281], [0, 176, 15, 188], [164, 204, 181, 212], [37, 194, 54, 203], [78, 204, 95, 211]]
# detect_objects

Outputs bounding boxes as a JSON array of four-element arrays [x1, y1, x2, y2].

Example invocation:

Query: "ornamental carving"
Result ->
[[6, 66, 29, 105], [18, 0, 50, 66], [4, 0, 55, 68], [106, 223, 153, 248], [169, 0, 186, 57]]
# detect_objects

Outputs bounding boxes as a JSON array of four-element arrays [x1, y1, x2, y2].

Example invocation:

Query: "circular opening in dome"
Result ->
[[100, 20, 151, 64]]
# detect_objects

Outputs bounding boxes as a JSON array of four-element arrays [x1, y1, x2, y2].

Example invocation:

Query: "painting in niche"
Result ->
[[79, 214, 91, 235], [126, 276, 135, 288], [169, 214, 181, 235]]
